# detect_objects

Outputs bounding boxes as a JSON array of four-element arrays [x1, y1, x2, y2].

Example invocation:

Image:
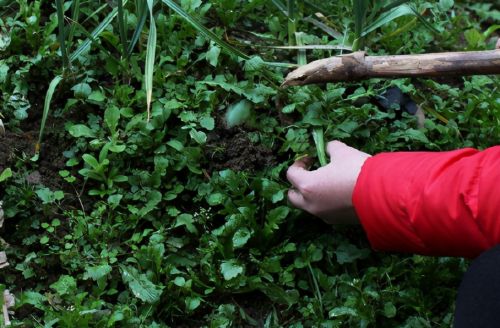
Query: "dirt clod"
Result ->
[[206, 128, 277, 172]]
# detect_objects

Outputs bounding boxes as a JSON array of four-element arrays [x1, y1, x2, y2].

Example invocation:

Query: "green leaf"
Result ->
[[200, 116, 215, 130], [38, 75, 63, 153], [82, 154, 100, 169], [384, 302, 397, 318], [405, 128, 429, 143], [68, 124, 96, 138], [190, 129, 207, 144], [220, 260, 243, 280], [185, 296, 202, 311], [334, 243, 370, 264], [225, 100, 252, 128], [258, 283, 299, 306], [105, 106, 120, 134], [205, 43, 221, 67], [145, 0, 157, 120], [83, 264, 112, 281], [0, 168, 13, 182], [19, 291, 45, 310], [312, 127, 327, 167], [438, 0, 454, 11], [50, 275, 77, 296], [264, 206, 289, 236], [120, 265, 163, 303], [175, 213, 198, 234], [161, 0, 249, 59], [329, 306, 358, 318], [167, 139, 184, 151], [71, 82, 92, 99], [70, 1, 130, 62], [361, 4, 436, 38], [232, 227, 252, 248]]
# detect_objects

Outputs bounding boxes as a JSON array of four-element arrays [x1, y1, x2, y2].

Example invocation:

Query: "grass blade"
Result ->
[[67, 0, 81, 44], [312, 127, 327, 167], [361, 4, 433, 37], [70, 0, 129, 63], [287, 0, 297, 46], [271, 0, 288, 16], [161, 0, 249, 60], [56, 0, 69, 68], [127, 0, 148, 56], [37, 75, 63, 154], [267, 44, 351, 51], [382, 0, 411, 12], [294, 32, 307, 65], [352, 0, 369, 50], [117, 0, 128, 58], [303, 16, 343, 40], [353, 0, 368, 39], [145, 0, 157, 121]]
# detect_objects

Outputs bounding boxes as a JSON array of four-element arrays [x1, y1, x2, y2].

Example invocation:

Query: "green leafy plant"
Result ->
[[0, 1, 497, 327]]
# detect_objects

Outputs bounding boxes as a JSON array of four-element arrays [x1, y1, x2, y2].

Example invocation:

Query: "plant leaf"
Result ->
[[37, 75, 63, 154], [145, 0, 157, 121], [69, 1, 129, 62], [361, 4, 436, 37], [161, 0, 249, 59], [120, 265, 163, 303]]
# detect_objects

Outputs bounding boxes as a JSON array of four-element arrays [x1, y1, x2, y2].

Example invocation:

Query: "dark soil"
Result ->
[[206, 127, 278, 172], [0, 128, 69, 192]]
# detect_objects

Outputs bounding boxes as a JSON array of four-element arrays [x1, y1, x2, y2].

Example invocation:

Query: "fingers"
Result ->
[[286, 157, 312, 189], [287, 189, 307, 209], [326, 140, 348, 160]]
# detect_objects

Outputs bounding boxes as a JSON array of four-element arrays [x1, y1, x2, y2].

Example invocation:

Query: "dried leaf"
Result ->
[[2, 289, 15, 326], [3, 290, 14, 307], [0, 251, 8, 269], [0, 201, 3, 228]]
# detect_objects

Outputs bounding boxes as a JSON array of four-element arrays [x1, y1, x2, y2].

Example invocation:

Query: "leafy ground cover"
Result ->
[[0, 0, 499, 326]]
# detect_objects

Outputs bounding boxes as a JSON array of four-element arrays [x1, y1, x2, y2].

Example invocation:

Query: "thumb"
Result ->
[[326, 140, 349, 160]]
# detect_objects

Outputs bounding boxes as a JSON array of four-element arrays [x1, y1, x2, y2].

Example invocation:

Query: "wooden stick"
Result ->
[[282, 49, 500, 86]]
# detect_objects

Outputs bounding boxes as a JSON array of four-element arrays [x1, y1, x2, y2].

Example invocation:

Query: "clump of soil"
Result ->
[[0, 122, 71, 192], [206, 127, 277, 172]]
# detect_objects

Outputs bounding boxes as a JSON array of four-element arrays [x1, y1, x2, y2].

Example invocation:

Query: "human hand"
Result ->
[[287, 141, 371, 224]]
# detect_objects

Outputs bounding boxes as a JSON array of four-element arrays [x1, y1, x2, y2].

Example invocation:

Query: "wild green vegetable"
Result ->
[[0, 0, 497, 326]]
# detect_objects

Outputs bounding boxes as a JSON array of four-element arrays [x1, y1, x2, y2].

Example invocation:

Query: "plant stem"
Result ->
[[55, 0, 69, 69], [117, 0, 128, 59]]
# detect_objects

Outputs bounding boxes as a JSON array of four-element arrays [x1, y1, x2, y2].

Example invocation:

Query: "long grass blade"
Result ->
[[67, 0, 80, 44], [127, 0, 148, 56], [117, 0, 128, 58], [145, 0, 157, 121], [361, 4, 436, 37], [37, 75, 63, 154], [353, 0, 368, 40], [161, 0, 249, 60], [70, 0, 129, 63], [56, 0, 69, 68], [271, 0, 288, 16], [287, 0, 297, 46], [382, 0, 411, 12], [81, 3, 108, 25], [267, 44, 352, 51], [408, 6, 439, 34], [303, 16, 343, 40], [67, 18, 120, 64]]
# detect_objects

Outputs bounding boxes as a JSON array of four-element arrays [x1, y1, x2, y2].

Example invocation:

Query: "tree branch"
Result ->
[[282, 49, 500, 87]]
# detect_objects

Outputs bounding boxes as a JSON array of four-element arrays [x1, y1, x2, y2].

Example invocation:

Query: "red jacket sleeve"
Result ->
[[352, 146, 500, 258]]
